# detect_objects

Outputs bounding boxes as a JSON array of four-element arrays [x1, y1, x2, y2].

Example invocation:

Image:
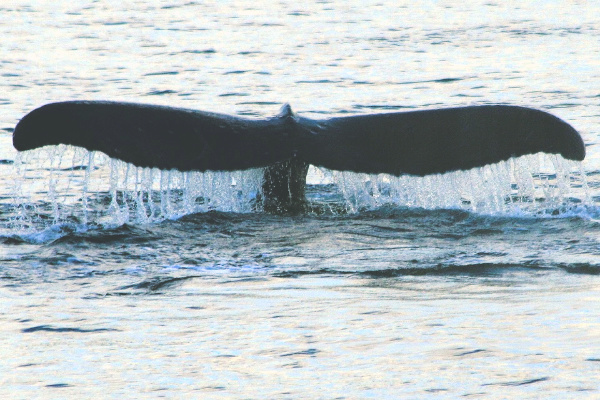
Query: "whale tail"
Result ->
[[299, 105, 585, 176], [13, 101, 298, 172], [13, 101, 585, 212]]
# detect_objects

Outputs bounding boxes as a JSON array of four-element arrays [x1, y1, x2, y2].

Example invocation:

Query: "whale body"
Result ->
[[13, 101, 585, 213]]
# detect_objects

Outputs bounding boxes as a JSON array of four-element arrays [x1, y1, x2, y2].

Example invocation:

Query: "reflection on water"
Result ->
[[1, 0, 600, 398], [4, 274, 600, 397]]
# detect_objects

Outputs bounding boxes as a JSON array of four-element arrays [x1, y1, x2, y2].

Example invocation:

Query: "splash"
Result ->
[[325, 153, 590, 215], [10, 145, 264, 230], [6, 146, 593, 232]]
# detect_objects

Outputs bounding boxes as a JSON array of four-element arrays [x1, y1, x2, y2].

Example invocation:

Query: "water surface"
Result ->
[[1, 1, 600, 398]]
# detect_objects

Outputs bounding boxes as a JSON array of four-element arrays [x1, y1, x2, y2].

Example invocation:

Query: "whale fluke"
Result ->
[[13, 101, 585, 213], [301, 105, 585, 176], [13, 101, 297, 171]]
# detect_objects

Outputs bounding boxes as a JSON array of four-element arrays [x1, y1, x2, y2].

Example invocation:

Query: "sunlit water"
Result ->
[[1, 1, 600, 398]]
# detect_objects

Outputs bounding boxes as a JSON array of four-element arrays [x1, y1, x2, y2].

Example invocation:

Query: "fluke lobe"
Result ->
[[13, 101, 586, 213]]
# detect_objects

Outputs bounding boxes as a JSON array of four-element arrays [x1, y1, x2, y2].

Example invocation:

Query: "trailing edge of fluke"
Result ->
[[13, 101, 586, 213]]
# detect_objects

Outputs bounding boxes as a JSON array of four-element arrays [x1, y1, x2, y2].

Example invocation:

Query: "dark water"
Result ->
[[1, 1, 600, 398]]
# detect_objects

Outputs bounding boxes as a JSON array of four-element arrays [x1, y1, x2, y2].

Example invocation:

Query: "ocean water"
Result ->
[[1, 1, 600, 398]]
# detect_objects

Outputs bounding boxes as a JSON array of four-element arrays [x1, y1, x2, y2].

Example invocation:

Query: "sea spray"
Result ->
[[7, 146, 592, 231], [329, 152, 589, 215], [9, 146, 264, 230]]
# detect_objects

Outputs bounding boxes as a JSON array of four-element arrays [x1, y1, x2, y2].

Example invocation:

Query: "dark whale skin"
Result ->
[[13, 101, 585, 213]]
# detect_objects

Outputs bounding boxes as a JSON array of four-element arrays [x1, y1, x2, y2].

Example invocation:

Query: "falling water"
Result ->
[[7, 146, 590, 232], [329, 153, 589, 216], [9, 145, 265, 230]]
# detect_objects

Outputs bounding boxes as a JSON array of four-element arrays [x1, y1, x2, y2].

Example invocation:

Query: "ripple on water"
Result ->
[[1, 1, 600, 398]]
